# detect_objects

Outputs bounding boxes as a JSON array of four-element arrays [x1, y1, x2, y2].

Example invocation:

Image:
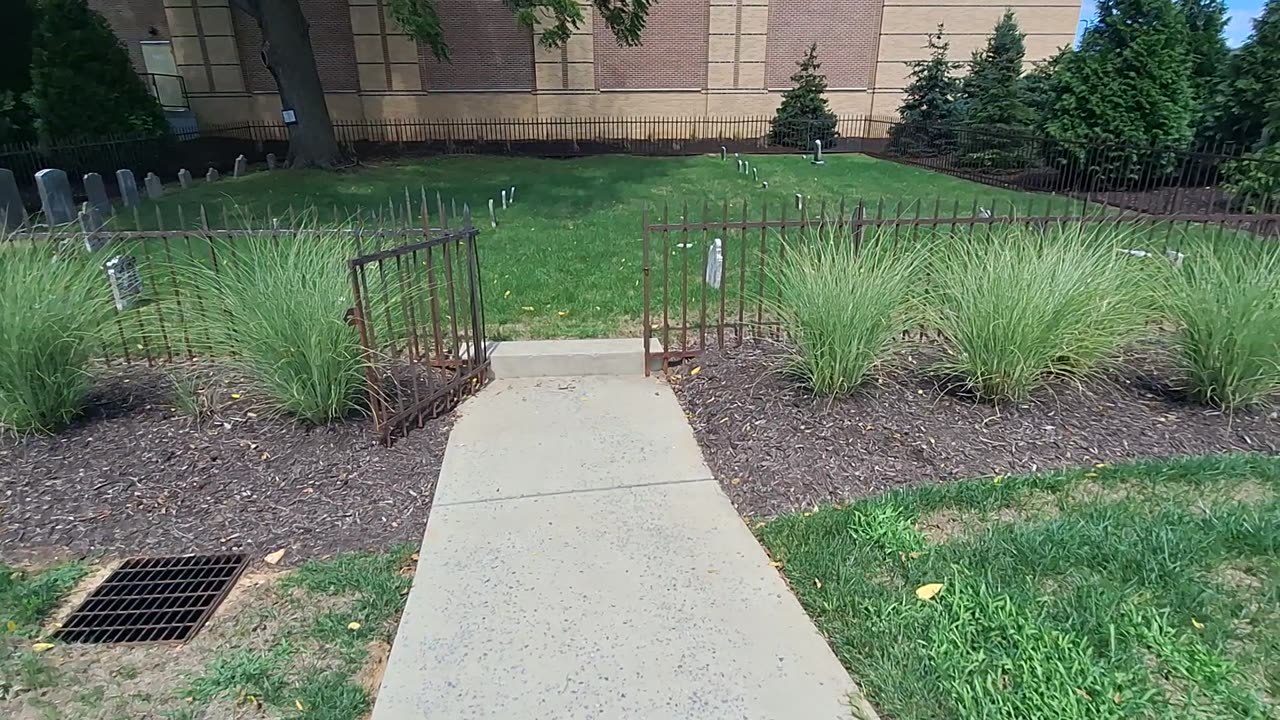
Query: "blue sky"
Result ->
[[1076, 0, 1264, 46]]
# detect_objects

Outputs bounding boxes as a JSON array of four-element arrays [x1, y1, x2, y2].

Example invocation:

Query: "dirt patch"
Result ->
[[676, 343, 1280, 518], [0, 368, 452, 565], [356, 640, 392, 697], [1229, 481, 1273, 506], [1070, 481, 1141, 506], [1212, 563, 1264, 591], [915, 491, 1059, 543], [915, 509, 973, 544]]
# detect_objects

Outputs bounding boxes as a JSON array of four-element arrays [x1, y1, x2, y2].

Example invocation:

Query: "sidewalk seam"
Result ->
[[433, 475, 718, 508]]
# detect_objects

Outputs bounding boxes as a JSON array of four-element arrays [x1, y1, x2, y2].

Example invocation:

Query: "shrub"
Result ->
[[769, 43, 837, 149], [0, 239, 113, 433], [1222, 141, 1280, 213], [928, 224, 1150, 400], [1203, 0, 1279, 149], [173, 226, 365, 423], [1164, 246, 1280, 409], [767, 228, 925, 396]]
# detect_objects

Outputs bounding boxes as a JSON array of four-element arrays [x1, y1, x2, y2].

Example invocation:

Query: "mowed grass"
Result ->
[[126, 153, 1073, 338], [760, 454, 1280, 720]]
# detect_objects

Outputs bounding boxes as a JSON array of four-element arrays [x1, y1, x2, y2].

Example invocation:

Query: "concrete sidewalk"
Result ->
[[373, 374, 869, 720]]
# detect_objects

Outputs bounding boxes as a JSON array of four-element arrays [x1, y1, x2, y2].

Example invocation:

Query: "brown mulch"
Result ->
[[674, 342, 1280, 518], [0, 368, 450, 566]]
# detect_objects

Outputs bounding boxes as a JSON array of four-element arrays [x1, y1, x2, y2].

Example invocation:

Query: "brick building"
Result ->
[[92, 0, 1081, 126]]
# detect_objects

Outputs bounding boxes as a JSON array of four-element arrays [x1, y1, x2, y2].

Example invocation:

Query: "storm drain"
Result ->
[[55, 554, 249, 644]]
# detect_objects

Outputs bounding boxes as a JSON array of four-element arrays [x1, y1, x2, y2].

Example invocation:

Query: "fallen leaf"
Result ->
[[729, 477, 742, 486], [1095, 463, 1109, 469], [263, 548, 286, 565], [521, 306, 535, 311], [1113, 692, 1123, 705], [769, 561, 783, 568], [557, 311, 568, 317], [915, 583, 944, 601], [908, 551, 924, 559], [690, 367, 701, 376], [1191, 617, 1205, 630], [410, 553, 419, 562], [503, 290, 511, 298], [296, 700, 305, 711], [230, 393, 242, 400], [31, 642, 54, 653], [814, 578, 822, 589], [348, 622, 361, 631], [5, 620, 16, 632]]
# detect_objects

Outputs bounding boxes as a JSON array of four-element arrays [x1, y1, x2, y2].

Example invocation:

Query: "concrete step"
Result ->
[[488, 338, 658, 378]]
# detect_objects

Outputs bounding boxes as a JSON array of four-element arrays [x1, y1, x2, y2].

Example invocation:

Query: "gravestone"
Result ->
[[488, 198, 497, 228], [79, 202, 108, 250], [752, 168, 759, 182], [233, 155, 248, 178], [105, 255, 143, 311], [0, 169, 27, 230], [812, 139, 825, 165], [145, 172, 164, 199], [116, 169, 140, 208], [736, 159, 744, 173], [36, 168, 75, 224], [509, 186, 515, 204], [795, 193, 804, 211], [720, 146, 727, 161], [206, 168, 219, 183], [705, 237, 724, 289], [761, 181, 768, 189], [178, 168, 193, 189], [501, 189, 508, 209], [83, 173, 112, 218], [266, 153, 278, 170]]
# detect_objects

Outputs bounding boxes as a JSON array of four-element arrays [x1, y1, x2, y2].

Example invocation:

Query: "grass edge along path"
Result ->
[[758, 453, 1280, 720]]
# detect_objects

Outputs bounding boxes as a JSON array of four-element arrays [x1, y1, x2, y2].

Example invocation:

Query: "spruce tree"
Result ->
[[769, 43, 838, 149], [1043, 0, 1194, 179], [27, 0, 166, 142], [961, 10, 1033, 128], [1205, 0, 1280, 150], [891, 26, 960, 155], [1178, 0, 1229, 112]]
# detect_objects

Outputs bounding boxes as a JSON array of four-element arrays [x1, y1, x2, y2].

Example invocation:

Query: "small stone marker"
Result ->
[[736, 159, 743, 173], [36, 168, 75, 225], [266, 153, 278, 170], [488, 198, 497, 228], [509, 186, 515, 204], [812, 139, 825, 165], [83, 173, 112, 217], [178, 168, 193, 189], [752, 168, 759, 182], [116, 169, 140, 208], [705, 237, 724, 289], [1, 169, 28, 230], [144, 172, 164, 200], [79, 202, 107, 251], [233, 154, 248, 178], [795, 193, 804, 211], [762, 181, 768, 189], [501, 189, 508, 209], [206, 168, 219, 183], [720, 146, 727, 161], [105, 255, 143, 311]]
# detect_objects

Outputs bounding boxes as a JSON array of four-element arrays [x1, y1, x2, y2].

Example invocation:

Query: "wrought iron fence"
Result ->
[[641, 196, 1280, 370]]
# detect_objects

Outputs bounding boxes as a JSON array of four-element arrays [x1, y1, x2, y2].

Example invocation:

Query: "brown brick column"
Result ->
[[166, 0, 245, 95]]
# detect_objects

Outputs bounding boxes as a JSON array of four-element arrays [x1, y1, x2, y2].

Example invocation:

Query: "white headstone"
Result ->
[[509, 186, 515, 204], [233, 155, 248, 178], [720, 146, 727, 161], [795, 193, 804, 211], [705, 238, 724, 290], [812, 139, 825, 165], [0, 169, 25, 230], [266, 153, 278, 170], [501, 189, 508, 209], [144, 172, 164, 200], [36, 168, 75, 224], [79, 202, 108, 251], [178, 169, 193, 189], [206, 168, 219, 183], [488, 198, 497, 228], [105, 255, 143, 311]]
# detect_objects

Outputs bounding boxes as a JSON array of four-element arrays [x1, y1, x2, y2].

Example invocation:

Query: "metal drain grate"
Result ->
[[55, 554, 249, 644]]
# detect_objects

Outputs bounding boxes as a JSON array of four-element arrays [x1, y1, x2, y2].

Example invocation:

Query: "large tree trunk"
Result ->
[[232, 0, 344, 169]]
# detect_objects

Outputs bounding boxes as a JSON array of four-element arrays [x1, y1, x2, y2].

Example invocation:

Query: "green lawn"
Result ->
[[760, 454, 1279, 720], [122, 153, 1078, 338]]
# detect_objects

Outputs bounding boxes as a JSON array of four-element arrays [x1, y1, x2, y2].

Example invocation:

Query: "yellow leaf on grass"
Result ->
[[5, 620, 16, 632], [521, 306, 535, 312], [230, 393, 242, 400], [690, 367, 701, 376], [31, 642, 55, 653], [503, 290, 511, 298], [348, 622, 362, 631], [915, 583, 944, 601], [1191, 617, 1205, 630], [769, 561, 783, 568], [729, 478, 742, 486], [907, 551, 924, 560], [814, 578, 822, 589], [557, 311, 568, 317], [296, 700, 305, 711]]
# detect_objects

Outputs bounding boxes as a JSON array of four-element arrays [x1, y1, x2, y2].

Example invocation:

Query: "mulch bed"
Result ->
[[0, 368, 451, 566], [674, 342, 1280, 518]]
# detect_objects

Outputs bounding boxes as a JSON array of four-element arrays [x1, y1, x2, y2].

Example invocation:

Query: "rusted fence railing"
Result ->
[[641, 195, 1280, 371]]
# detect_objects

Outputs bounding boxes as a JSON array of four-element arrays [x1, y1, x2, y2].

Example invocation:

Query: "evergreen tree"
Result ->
[[0, 0, 36, 143], [1205, 0, 1280, 150], [27, 0, 166, 142], [1178, 0, 1229, 111], [891, 26, 961, 155], [1022, 48, 1067, 130], [768, 43, 838, 149], [961, 10, 1034, 128], [1043, 0, 1194, 180]]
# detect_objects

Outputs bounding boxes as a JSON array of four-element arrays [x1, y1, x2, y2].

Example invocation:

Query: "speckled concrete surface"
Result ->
[[373, 375, 867, 720]]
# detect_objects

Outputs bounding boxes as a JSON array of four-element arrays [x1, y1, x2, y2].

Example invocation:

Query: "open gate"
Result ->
[[348, 208, 488, 442]]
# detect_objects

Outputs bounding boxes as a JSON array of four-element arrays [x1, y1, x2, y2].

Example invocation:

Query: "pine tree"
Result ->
[[27, 0, 166, 142], [1022, 48, 1067, 130], [1178, 0, 1229, 112], [1043, 0, 1194, 180], [1205, 0, 1280, 150], [890, 26, 960, 155], [961, 10, 1034, 128], [769, 43, 838, 149]]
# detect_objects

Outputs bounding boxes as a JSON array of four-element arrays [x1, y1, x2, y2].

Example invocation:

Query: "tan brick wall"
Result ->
[[419, 0, 535, 91], [594, 0, 708, 90], [765, 0, 883, 90], [233, 0, 359, 94], [90, 0, 169, 71]]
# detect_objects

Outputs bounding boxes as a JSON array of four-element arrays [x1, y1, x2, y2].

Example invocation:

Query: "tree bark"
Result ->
[[231, 0, 344, 169]]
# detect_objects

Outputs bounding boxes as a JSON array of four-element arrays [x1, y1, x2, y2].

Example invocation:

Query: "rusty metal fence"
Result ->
[[641, 196, 1280, 371]]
